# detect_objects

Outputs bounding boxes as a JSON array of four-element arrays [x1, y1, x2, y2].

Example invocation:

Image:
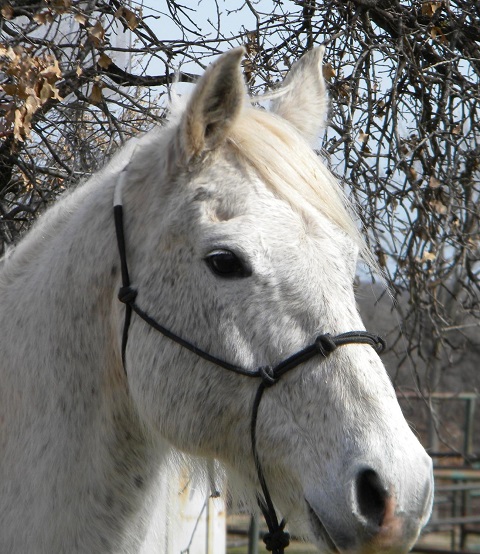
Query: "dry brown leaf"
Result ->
[[421, 1, 441, 16], [98, 53, 112, 69], [89, 83, 103, 104], [338, 83, 350, 98], [421, 251, 436, 262], [74, 13, 87, 26], [429, 175, 442, 189], [39, 81, 52, 103], [0, 46, 15, 59], [114, 7, 139, 30], [376, 99, 386, 117], [376, 249, 387, 268], [322, 63, 335, 82], [33, 11, 54, 25], [430, 26, 447, 44], [24, 91, 41, 114], [33, 12, 46, 25], [125, 9, 139, 30], [40, 58, 62, 80], [14, 97, 41, 141], [39, 80, 62, 102], [358, 130, 369, 143], [2, 49, 66, 141], [51, 0, 71, 12], [22, 97, 40, 136], [242, 59, 254, 83], [429, 200, 447, 215], [88, 20, 105, 47], [14, 108, 24, 141], [1, 83, 18, 96], [245, 31, 258, 56], [1, 4, 14, 20]]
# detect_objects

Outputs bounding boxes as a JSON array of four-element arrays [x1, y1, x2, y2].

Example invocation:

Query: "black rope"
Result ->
[[113, 194, 386, 554], [251, 382, 291, 553], [114, 205, 134, 374], [247, 331, 384, 553]]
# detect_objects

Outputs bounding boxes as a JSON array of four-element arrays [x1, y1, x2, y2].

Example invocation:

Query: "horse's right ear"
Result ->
[[271, 47, 329, 144], [178, 48, 246, 163]]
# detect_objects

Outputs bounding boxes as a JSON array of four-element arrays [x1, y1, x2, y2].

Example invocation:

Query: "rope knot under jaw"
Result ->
[[258, 365, 279, 387], [263, 525, 290, 552], [314, 334, 337, 357], [118, 286, 137, 305]]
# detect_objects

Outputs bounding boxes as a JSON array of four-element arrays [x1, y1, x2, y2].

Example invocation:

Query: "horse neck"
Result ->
[[0, 172, 168, 552]]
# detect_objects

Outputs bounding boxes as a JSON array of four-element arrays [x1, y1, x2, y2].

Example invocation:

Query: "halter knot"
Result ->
[[372, 335, 387, 353], [118, 286, 137, 305], [263, 525, 290, 552], [314, 334, 337, 357], [258, 365, 278, 387]]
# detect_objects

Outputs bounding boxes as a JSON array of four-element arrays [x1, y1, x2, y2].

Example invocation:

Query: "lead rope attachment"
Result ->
[[249, 333, 384, 554]]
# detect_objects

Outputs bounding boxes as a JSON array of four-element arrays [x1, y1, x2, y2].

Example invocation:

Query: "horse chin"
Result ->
[[305, 500, 340, 554]]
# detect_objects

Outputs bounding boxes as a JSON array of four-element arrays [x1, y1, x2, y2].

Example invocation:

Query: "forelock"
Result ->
[[227, 108, 378, 271]]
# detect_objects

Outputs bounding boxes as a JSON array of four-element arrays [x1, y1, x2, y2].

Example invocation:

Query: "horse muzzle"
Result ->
[[305, 458, 434, 554]]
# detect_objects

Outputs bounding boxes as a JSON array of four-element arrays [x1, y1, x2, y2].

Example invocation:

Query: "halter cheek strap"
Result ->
[[113, 174, 386, 554]]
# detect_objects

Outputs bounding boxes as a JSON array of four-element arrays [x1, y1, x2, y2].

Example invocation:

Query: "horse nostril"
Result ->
[[355, 469, 388, 528]]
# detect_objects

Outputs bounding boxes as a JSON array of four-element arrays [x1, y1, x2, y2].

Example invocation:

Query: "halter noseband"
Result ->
[[113, 172, 385, 554]]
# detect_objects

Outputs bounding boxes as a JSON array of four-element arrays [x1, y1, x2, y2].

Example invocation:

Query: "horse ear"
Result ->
[[271, 47, 329, 144], [180, 48, 246, 162]]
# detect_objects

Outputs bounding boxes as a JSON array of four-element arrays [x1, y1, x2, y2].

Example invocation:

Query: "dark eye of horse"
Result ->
[[205, 250, 251, 278]]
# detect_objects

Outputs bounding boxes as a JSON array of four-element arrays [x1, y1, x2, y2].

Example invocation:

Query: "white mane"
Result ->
[[227, 108, 378, 272]]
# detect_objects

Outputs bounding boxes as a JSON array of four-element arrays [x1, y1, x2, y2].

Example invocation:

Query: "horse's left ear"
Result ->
[[271, 47, 329, 144], [179, 48, 246, 162]]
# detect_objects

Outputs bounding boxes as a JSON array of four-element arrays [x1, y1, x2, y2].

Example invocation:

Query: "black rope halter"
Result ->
[[113, 172, 386, 554]]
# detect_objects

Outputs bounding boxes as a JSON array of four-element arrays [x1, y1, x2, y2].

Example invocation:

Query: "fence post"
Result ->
[[464, 396, 476, 458], [248, 514, 260, 554]]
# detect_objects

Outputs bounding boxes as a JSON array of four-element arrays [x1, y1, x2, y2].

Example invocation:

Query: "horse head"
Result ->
[[116, 48, 433, 553]]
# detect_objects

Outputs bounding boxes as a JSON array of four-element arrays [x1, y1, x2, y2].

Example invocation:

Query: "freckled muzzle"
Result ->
[[306, 456, 434, 553]]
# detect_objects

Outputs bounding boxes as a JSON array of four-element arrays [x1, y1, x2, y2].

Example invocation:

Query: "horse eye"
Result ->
[[205, 250, 251, 278]]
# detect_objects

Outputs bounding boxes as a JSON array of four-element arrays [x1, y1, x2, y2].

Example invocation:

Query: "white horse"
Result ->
[[0, 47, 433, 553]]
